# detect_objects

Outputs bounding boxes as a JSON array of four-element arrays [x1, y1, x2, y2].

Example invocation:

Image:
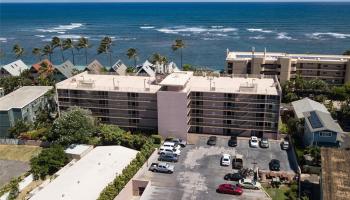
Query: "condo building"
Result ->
[[56, 71, 281, 139], [226, 51, 350, 85]]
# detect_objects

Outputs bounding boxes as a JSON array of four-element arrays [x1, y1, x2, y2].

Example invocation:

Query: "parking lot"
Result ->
[[140, 135, 298, 200]]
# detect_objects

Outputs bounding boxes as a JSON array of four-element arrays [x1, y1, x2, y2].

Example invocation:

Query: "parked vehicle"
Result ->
[[224, 173, 244, 181], [281, 140, 289, 150], [260, 138, 269, 148], [221, 154, 231, 166], [166, 138, 187, 147], [237, 179, 261, 190], [228, 136, 237, 147], [159, 146, 181, 156], [269, 159, 281, 171], [163, 141, 181, 150], [149, 162, 174, 173], [249, 136, 259, 148], [232, 154, 243, 169], [158, 154, 178, 162], [216, 184, 243, 195], [207, 136, 217, 146]]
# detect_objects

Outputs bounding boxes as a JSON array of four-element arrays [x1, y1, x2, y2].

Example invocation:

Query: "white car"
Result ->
[[221, 154, 231, 166], [249, 136, 259, 148], [163, 141, 181, 150], [159, 146, 181, 156], [238, 179, 261, 190]]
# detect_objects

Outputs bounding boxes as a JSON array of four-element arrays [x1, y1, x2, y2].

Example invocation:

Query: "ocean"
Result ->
[[0, 2, 350, 69]]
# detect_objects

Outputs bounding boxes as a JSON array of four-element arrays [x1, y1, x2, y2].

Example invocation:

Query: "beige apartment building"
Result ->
[[226, 51, 350, 85], [56, 71, 281, 139]]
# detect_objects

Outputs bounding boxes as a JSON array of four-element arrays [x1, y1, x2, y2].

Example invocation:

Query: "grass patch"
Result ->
[[264, 185, 289, 200], [0, 145, 42, 162]]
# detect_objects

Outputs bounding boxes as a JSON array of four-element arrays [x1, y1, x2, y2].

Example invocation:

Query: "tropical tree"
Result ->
[[62, 38, 76, 65], [51, 36, 65, 62], [76, 37, 90, 65], [171, 39, 185, 68], [42, 44, 54, 62], [97, 36, 113, 67], [12, 44, 24, 59], [151, 53, 168, 73], [126, 48, 138, 68], [343, 50, 350, 55], [32, 48, 42, 62]]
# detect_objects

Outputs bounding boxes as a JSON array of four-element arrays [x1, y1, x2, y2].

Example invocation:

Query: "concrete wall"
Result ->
[[157, 90, 189, 140], [345, 60, 350, 83], [278, 57, 292, 83]]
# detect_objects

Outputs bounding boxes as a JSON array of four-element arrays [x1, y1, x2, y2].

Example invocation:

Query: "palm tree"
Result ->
[[151, 53, 168, 73], [42, 44, 54, 62], [62, 38, 76, 65], [51, 36, 65, 62], [12, 44, 24, 59], [97, 36, 113, 67], [76, 37, 90, 65], [32, 48, 42, 62], [126, 48, 138, 68], [171, 39, 185, 69]]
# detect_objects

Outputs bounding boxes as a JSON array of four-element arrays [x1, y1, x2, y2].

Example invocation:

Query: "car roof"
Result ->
[[163, 141, 176, 145], [242, 178, 252, 182]]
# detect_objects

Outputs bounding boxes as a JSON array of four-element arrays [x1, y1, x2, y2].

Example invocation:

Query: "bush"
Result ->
[[7, 179, 19, 200], [0, 177, 22, 197], [151, 135, 162, 144], [30, 145, 68, 180]]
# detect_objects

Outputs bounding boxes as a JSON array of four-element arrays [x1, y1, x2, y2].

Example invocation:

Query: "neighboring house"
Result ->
[[54, 60, 75, 81], [0, 86, 53, 137], [153, 61, 179, 74], [30, 59, 54, 78], [0, 60, 29, 77], [292, 98, 343, 147], [136, 60, 155, 77], [86, 59, 104, 74], [110, 60, 127, 75]]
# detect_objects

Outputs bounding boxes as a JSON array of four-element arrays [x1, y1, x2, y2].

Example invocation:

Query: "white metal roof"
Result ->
[[87, 59, 103, 73], [1, 60, 29, 76], [0, 86, 52, 111], [136, 60, 155, 77], [30, 146, 138, 200], [111, 60, 127, 75]]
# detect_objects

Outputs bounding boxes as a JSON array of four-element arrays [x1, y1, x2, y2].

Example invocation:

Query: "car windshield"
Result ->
[[252, 139, 257, 142]]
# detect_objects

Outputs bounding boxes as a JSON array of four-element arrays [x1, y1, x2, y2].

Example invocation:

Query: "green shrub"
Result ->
[[151, 135, 162, 144]]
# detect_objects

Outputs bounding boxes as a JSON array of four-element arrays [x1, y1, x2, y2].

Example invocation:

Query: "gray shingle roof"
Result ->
[[54, 60, 75, 78], [303, 110, 343, 133], [292, 97, 329, 119]]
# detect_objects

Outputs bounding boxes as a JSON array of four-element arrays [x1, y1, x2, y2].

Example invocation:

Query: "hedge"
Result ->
[[97, 141, 157, 200]]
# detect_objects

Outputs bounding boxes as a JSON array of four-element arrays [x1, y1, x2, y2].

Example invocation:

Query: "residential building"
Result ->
[[86, 59, 104, 74], [110, 60, 127, 75], [321, 148, 350, 200], [30, 59, 54, 78], [0, 86, 53, 137], [56, 71, 281, 139], [0, 60, 29, 77], [292, 98, 344, 147], [30, 146, 138, 200], [226, 50, 350, 85], [136, 60, 156, 77], [54, 60, 75, 81]]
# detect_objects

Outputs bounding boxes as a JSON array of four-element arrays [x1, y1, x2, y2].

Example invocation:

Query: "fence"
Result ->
[[0, 138, 50, 147]]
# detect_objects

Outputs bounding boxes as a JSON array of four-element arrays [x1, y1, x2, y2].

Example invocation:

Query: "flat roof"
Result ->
[[321, 148, 350, 200], [0, 86, 53, 111], [56, 71, 161, 93], [159, 71, 193, 87], [227, 51, 350, 62], [189, 75, 279, 95], [30, 146, 138, 200]]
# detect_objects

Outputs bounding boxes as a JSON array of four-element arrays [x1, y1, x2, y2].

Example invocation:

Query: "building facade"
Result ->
[[56, 71, 281, 139], [0, 86, 53, 137], [226, 51, 350, 85]]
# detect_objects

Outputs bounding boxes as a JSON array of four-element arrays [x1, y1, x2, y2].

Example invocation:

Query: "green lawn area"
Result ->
[[0, 145, 42, 162], [264, 185, 289, 200]]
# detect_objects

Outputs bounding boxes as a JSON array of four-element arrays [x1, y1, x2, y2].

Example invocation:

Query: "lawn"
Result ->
[[0, 145, 42, 162], [264, 185, 289, 200]]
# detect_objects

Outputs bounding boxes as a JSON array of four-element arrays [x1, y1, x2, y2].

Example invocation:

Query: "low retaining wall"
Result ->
[[0, 139, 50, 147]]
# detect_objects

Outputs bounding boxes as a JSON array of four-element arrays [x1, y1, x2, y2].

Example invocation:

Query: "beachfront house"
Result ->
[[0, 60, 29, 77], [30, 59, 54, 78], [86, 59, 104, 74], [110, 60, 127, 75], [292, 98, 343, 147], [54, 60, 75, 81], [153, 61, 179, 74], [135, 60, 156, 77], [0, 86, 53, 137]]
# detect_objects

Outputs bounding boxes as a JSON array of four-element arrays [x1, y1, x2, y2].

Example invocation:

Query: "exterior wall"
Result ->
[[278, 57, 292, 83], [345, 60, 350, 83], [0, 111, 11, 137], [227, 60, 249, 74], [313, 130, 338, 146], [57, 89, 158, 131], [157, 88, 189, 140]]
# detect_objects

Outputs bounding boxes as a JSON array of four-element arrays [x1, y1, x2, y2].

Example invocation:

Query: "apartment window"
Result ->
[[319, 131, 332, 137], [193, 92, 203, 97], [128, 110, 139, 116], [256, 122, 264, 127], [225, 93, 234, 99], [129, 119, 139, 124], [128, 102, 139, 107], [225, 111, 234, 116], [128, 93, 138, 98], [224, 120, 232, 125], [225, 102, 234, 108], [256, 113, 264, 118]]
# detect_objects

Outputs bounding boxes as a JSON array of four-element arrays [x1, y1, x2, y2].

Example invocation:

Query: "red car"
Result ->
[[216, 184, 243, 195]]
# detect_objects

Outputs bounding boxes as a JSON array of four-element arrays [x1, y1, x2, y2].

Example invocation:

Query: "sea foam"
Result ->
[[247, 28, 273, 33], [276, 32, 295, 40], [307, 32, 350, 39], [36, 23, 84, 34]]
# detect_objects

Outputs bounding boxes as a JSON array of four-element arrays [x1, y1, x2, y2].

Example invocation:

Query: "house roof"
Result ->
[[110, 60, 127, 75], [0, 86, 53, 110], [321, 148, 350, 200], [1, 60, 29, 76], [136, 60, 155, 77], [54, 60, 75, 78], [31, 59, 53, 72], [292, 98, 329, 119], [30, 146, 138, 200], [303, 110, 343, 133], [86, 59, 103, 73]]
